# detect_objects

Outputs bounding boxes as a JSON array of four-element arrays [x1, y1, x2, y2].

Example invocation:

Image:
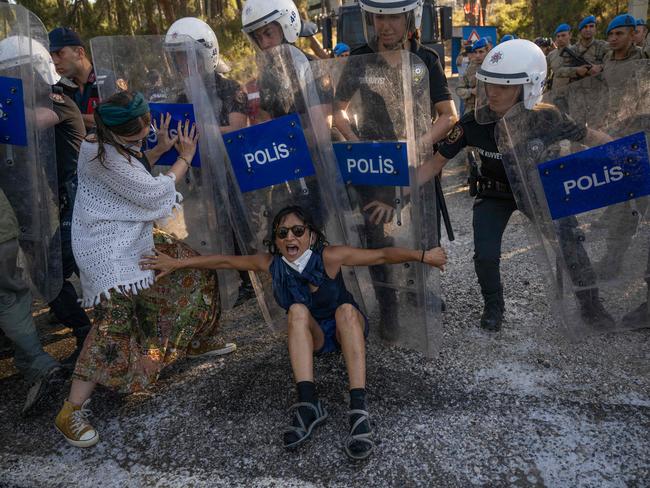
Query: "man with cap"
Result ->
[[332, 42, 350, 57], [556, 15, 609, 83], [547, 23, 572, 97], [499, 34, 516, 43], [456, 37, 490, 115], [603, 14, 647, 85], [48, 27, 116, 130], [634, 19, 649, 55]]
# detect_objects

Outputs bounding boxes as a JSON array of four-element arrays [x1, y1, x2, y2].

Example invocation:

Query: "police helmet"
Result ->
[[165, 17, 219, 73], [359, 0, 423, 50], [0, 35, 60, 85], [241, 0, 301, 45], [474, 39, 547, 122]]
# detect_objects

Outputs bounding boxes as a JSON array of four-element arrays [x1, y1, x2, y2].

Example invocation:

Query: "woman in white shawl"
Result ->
[[54, 91, 226, 447]]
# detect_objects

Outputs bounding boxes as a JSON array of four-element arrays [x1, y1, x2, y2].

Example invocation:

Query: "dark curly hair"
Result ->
[[264, 205, 328, 255]]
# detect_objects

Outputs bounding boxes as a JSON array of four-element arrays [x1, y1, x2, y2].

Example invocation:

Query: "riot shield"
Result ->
[[308, 51, 442, 356], [0, 4, 61, 301], [90, 35, 239, 310], [211, 45, 373, 333], [496, 60, 650, 339]]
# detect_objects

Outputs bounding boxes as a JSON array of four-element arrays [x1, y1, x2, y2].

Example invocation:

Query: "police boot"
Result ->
[[621, 284, 650, 329], [576, 288, 615, 329], [480, 296, 503, 332]]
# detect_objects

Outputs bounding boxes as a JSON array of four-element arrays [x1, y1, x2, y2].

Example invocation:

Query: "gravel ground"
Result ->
[[1, 152, 649, 488]]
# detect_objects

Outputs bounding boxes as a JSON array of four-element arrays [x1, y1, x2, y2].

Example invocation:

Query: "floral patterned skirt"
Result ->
[[72, 231, 221, 393]]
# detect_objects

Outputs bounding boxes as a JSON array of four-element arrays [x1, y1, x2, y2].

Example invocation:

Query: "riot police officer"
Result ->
[[417, 40, 615, 332]]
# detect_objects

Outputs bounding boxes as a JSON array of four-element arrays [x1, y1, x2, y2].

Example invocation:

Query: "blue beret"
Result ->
[[499, 34, 516, 43], [607, 14, 637, 34], [578, 15, 596, 30], [472, 37, 490, 50], [554, 23, 571, 35], [637, 19, 647, 27], [333, 42, 350, 56]]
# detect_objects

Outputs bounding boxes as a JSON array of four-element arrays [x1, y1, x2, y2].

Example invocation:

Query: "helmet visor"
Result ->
[[475, 79, 524, 125], [361, 10, 415, 51]]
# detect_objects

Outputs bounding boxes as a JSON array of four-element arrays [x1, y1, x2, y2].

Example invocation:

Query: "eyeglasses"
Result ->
[[276, 225, 307, 239]]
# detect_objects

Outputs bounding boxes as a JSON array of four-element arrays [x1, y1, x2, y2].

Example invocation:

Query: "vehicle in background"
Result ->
[[308, 0, 452, 67]]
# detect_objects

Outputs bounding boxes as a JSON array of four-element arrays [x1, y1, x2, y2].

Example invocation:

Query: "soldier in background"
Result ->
[[555, 15, 609, 83], [546, 23, 572, 98], [456, 37, 490, 115], [634, 18, 649, 56]]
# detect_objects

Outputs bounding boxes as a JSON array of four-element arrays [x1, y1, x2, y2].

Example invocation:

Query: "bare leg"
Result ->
[[335, 304, 366, 389], [68, 379, 97, 406], [287, 304, 324, 383]]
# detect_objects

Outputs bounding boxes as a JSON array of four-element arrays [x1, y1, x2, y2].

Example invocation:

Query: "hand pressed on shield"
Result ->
[[175, 119, 199, 163], [363, 200, 395, 225], [153, 113, 178, 154]]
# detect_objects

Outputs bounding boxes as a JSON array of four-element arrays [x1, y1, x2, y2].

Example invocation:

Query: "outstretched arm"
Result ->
[[324, 245, 447, 272], [140, 251, 272, 280]]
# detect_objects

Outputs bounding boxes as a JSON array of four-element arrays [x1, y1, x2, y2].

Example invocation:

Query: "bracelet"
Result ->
[[177, 156, 191, 168], [420, 249, 425, 263]]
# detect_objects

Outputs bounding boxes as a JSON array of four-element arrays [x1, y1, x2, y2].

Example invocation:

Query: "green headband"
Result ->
[[97, 92, 149, 127]]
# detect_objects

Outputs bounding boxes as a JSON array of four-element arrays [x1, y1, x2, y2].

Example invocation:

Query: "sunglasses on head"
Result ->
[[276, 225, 308, 239]]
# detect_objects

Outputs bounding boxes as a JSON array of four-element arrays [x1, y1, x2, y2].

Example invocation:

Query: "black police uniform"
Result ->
[[439, 105, 612, 329], [334, 39, 452, 336], [47, 91, 92, 354]]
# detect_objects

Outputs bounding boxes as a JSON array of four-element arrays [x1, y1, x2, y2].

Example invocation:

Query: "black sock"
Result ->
[[349, 388, 370, 438], [297, 381, 316, 404], [284, 381, 318, 446]]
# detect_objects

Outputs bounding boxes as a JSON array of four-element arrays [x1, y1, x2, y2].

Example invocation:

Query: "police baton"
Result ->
[[435, 175, 455, 242]]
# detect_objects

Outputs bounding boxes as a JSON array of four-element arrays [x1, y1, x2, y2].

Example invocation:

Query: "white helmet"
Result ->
[[0, 35, 60, 85], [359, 0, 423, 50], [165, 17, 219, 73], [474, 39, 547, 122], [241, 0, 301, 45]]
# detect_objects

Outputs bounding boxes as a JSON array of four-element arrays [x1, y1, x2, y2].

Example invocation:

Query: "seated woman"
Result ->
[[54, 91, 232, 448], [141, 205, 447, 460]]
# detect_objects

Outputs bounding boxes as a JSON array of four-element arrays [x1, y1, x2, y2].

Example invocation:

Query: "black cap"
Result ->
[[48, 27, 83, 52]]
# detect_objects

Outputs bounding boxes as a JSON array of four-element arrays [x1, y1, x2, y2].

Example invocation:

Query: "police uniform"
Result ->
[[438, 105, 604, 323], [48, 92, 92, 355]]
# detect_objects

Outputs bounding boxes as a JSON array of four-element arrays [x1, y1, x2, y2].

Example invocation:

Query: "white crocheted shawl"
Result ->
[[72, 141, 183, 307]]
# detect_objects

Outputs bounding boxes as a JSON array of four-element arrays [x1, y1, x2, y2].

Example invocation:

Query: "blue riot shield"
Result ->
[[308, 51, 443, 357], [496, 61, 650, 338]]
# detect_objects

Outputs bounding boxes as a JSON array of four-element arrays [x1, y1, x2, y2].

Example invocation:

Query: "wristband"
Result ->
[[177, 156, 191, 168], [420, 250, 425, 263]]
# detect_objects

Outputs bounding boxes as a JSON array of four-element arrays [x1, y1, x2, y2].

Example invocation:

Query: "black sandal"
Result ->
[[344, 409, 375, 460], [283, 400, 328, 449]]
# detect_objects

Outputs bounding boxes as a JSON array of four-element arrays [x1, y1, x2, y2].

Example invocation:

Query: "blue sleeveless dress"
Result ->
[[270, 248, 368, 353]]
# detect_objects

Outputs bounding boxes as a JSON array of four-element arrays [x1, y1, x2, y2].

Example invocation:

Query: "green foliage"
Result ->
[[488, 0, 628, 39]]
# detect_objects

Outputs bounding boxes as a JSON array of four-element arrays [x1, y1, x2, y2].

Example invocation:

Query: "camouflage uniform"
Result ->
[[455, 61, 478, 115], [547, 48, 571, 91], [555, 38, 610, 82], [594, 45, 649, 276]]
